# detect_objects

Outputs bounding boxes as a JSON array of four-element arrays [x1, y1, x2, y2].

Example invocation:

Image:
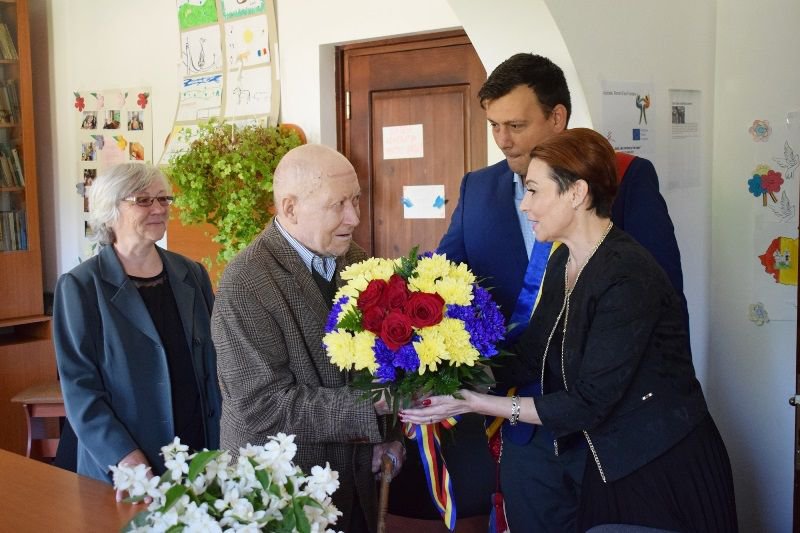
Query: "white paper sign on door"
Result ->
[[402, 185, 445, 219], [383, 124, 424, 160]]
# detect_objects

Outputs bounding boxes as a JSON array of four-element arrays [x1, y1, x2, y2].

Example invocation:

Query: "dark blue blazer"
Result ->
[[438, 158, 687, 325], [53, 245, 221, 483]]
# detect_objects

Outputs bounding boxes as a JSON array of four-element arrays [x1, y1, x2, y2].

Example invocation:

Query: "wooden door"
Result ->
[[337, 30, 486, 256]]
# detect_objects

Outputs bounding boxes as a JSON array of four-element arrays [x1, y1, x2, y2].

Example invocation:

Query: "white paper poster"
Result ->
[[383, 124, 424, 160], [667, 89, 702, 191], [402, 185, 445, 219], [600, 81, 655, 162], [224, 65, 272, 118]]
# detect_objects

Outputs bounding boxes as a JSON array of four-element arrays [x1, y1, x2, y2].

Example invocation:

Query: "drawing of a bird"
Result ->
[[773, 140, 799, 180]]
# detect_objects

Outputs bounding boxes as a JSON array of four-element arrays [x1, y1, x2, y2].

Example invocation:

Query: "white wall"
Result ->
[[709, 0, 800, 531], [31, 0, 796, 530]]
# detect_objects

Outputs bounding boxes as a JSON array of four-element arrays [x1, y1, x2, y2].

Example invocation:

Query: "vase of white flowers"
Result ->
[[111, 433, 342, 532]]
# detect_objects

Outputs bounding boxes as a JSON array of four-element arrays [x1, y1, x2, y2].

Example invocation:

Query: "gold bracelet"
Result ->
[[510, 395, 520, 426]]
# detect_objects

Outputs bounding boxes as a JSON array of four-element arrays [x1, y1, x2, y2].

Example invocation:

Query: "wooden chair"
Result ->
[[10, 381, 66, 461]]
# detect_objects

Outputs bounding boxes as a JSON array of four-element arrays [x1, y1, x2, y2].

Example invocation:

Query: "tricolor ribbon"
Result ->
[[404, 417, 459, 531]]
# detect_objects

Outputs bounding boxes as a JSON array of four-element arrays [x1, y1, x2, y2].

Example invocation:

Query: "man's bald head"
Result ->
[[273, 144, 356, 208]]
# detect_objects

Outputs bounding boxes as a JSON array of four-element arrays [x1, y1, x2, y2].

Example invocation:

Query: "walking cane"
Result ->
[[377, 454, 394, 533]]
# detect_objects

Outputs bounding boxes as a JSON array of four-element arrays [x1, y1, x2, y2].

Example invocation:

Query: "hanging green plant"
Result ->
[[165, 120, 303, 268]]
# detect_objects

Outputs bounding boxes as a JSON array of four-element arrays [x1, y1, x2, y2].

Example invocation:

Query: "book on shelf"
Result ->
[[0, 83, 12, 124], [0, 143, 23, 187], [10, 147, 23, 185], [0, 23, 18, 61], [0, 209, 26, 251]]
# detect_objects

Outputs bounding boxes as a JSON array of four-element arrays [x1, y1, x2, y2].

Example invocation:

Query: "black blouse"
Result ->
[[131, 270, 206, 452]]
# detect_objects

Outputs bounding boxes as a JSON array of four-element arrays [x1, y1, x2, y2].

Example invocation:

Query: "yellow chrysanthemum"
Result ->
[[413, 331, 446, 373], [437, 318, 480, 366], [442, 262, 476, 288], [340, 257, 397, 282], [352, 331, 378, 372], [409, 255, 476, 305], [322, 330, 355, 370], [433, 277, 474, 306], [335, 276, 369, 300], [412, 255, 451, 285]]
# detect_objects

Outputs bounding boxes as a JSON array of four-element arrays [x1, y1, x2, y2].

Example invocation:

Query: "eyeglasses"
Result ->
[[122, 195, 174, 207]]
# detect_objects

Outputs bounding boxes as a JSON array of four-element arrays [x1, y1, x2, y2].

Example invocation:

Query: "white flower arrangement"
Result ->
[[111, 434, 343, 533]]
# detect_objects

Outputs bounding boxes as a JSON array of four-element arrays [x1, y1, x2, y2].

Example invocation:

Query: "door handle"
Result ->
[[789, 395, 800, 407]]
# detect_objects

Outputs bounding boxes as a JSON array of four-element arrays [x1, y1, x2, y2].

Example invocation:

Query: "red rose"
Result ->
[[358, 279, 388, 311], [382, 274, 410, 310], [404, 292, 445, 328], [362, 305, 386, 334], [380, 310, 413, 351]]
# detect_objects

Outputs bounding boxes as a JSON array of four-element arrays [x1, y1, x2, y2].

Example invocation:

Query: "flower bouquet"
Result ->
[[111, 434, 342, 533], [323, 248, 506, 413], [322, 249, 505, 530]]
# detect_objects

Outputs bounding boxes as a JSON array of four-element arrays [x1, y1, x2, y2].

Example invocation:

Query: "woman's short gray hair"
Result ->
[[87, 163, 170, 244]]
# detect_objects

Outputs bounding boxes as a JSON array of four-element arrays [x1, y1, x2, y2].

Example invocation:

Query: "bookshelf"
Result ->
[[0, 0, 56, 457]]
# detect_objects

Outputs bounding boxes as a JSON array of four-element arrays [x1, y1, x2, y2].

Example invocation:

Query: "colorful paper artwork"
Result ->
[[73, 87, 153, 253], [181, 26, 223, 76], [178, 73, 223, 121], [161, 125, 200, 164], [225, 15, 270, 68], [747, 164, 784, 206], [758, 236, 798, 286], [162, 0, 278, 164], [749, 119, 772, 142], [177, 0, 219, 30], [222, 0, 265, 20]]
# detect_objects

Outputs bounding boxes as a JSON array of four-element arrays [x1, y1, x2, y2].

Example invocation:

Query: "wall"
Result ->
[[30, 0, 796, 530], [709, 0, 799, 530]]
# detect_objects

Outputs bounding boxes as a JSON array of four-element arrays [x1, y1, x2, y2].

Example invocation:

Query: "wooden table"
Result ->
[[0, 449, 139, 532]]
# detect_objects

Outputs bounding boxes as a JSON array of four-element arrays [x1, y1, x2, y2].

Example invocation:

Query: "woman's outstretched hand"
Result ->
[[399, 390, 476, 425]]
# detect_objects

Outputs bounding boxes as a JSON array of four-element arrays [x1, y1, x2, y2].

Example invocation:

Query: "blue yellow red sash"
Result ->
[[404, 417, 459, 531], [506, 242, 561, 343]]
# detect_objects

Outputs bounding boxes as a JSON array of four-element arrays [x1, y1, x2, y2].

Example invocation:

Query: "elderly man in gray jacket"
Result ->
[[212, 144, 403, 533]]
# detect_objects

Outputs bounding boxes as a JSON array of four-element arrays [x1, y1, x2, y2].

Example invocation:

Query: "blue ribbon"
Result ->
[[506, 241, 554, 342]]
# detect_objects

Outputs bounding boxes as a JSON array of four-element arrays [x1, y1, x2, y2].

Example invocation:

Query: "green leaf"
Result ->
[[394, 245, 420, 279], [250, 457, 273, 492], [188, 449, 223, 481], [121, 510, 151, 532], [293, 497, 312, 533], [336, 306, 364, 332], [160, 484, 189, 514]]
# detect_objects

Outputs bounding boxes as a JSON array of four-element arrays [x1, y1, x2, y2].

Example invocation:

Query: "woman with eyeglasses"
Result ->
[[53, 162, 221, 499]]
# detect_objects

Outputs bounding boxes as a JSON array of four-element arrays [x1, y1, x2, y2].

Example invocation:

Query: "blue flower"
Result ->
[[325, 296, 349, 333], [446, 286, 505, 358], [372, 337, 420, 383]]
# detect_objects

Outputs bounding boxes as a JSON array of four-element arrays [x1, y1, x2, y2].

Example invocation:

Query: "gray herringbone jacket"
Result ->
[[212, 220, 383, 532]]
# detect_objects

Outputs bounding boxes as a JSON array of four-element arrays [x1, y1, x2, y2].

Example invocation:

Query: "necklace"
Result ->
[[538, 220, 614, 416]]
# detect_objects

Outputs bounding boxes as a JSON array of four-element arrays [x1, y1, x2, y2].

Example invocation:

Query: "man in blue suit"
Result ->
[[436, 53, 687, 532]]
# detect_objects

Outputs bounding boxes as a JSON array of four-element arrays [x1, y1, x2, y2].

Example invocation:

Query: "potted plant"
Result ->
[[165, 120, 304, 269]]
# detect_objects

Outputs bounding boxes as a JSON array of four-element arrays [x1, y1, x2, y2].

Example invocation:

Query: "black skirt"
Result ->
[[578, 415, 738, 533]]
